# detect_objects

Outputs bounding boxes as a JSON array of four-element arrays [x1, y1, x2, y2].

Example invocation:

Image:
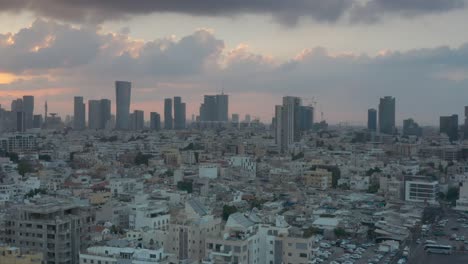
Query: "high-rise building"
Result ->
[[33, 114, 43, 128], [378, 96, 396, 134], [150, 112, 161, 130], [16, 111, 25, 132], [199, 94, 229, 122], [299, 106, 314, 131], [464, 106, 468, 140], [403, 118, 422, 137], [244, 114, 251, 123], [367, 108, 377, 132], [133, 110, 144, 130], [174, 96, 186, 129], [232, 114, 240, 123], [3, 197, 94, 264], [115, 81, 131, 130], [440, 114, 459, 142], [73, 96, 86, 130], [216, 93, 229, 122], [199, 95, 217, 122], [100, 99, 111, 129], [22, 95, 34, 129], [164, 98, 173, 129], [275, 96, 301, 153], [88, 100, 101, 129], [11, 98, 23, 131]]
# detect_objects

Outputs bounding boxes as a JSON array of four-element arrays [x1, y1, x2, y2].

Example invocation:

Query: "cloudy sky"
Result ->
[[1, 0, 468, 125]]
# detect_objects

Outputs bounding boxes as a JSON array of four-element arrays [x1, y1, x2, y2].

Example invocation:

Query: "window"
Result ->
[[299, 253, 307, 258]]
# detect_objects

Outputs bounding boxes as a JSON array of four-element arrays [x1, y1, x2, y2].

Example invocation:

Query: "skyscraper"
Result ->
[[73, 96, 86, 130], [367, 108, 377, 132], [199, 94, 228, 122], [232, 114, 240, 123], [275, 96, 301, 153], [88, 100, 101, 129], [440, 114, 459, 142], [465, 106, 468, 140], [16, 111, 25, 132], [100, 99, 111, 129], [150, 112, 161, 130], [133, 110, 144, 130], [299, 106, 314, 131], [33, 114, 43, 129], [403, 118, 422, 137], [216, 93, 229, 122], [174, 96, 186, 129], [164, 98, 173, 129], [22, 95, 34, 129], [115, 81, 131, 130], [378, 96, 396, 135]]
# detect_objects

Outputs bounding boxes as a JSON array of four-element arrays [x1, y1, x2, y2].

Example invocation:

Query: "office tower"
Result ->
[[44, 101, 47, 128], [100, 99, 111, 129], [16, 111, 25, 132], [216, 93, 229, 122], [22, 95, 34, 129], [378, 96, 396, 134], [33, 114, 43, 128], [174, 96, 186, 129], [232, 114, 240, 123], [4, 198, 94, 264], [403, 118, 422, 137], [73, 96, 86, 130], [11, 98, 23, 130], [199, 95, 217, 121], [440, 114, 459, 142], [199, 93, 229, 122], [299, 106, 314, 131], [245, 114, 251, 123], [164, 98, 173, 129], [465, 106, 468, 140], [150, 112, 161, 130], [115, 81, 131, 130], [367, 108, 377, 132], [133, 110, 144, 130], [88, 100, 101, 129], [275, 96, 301, 153]]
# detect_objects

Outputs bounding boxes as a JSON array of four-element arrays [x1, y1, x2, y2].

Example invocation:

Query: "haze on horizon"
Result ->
[[1, 0, 468, 125]]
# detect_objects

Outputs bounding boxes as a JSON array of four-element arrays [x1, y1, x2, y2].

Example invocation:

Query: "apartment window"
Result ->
[[288, 252, 292, 256]]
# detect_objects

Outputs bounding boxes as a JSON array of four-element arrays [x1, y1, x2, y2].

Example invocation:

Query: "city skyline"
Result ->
[[1, 2, 468, 124]]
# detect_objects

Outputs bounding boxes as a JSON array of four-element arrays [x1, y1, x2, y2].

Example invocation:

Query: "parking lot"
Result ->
[[407, 209, 468, 264]]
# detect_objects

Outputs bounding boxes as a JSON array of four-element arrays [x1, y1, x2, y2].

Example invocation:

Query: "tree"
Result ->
[[367, 183, 380, 193], [446, 186, 460, 206], [134, 152, 153, 166], [6, 152, 19, 163], [222, 205, 238, 221], [291, 152, 304, 161], [177, 181, 193, 193], [38, 154, 51, 162], [17, 160, 34, 176], [334, 227, 348, 238], [24, 188, 47, 198], [304, 227, 321, 238]]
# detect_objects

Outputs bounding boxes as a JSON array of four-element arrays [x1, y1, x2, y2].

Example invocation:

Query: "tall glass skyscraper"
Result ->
[[174, 96, 186, 129], [164, 98, 173, 129], [367, 108, 377, 132], [378, 96, 395, 135], [73, 96, 86, 130], [22, 95, 34, 129], [115, 81, 131, 130]]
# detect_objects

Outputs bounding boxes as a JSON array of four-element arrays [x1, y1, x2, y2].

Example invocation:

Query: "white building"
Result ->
[[80, 246, 165, 264], [199, 163, 219, 179], [456, 181, 468, 211], [405, 180, 438, 204]]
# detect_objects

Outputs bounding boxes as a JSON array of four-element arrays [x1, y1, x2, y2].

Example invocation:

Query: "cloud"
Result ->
[[1, 0, 465, 26], [351, 0, 465, 23], [2, 19, 468, 124]]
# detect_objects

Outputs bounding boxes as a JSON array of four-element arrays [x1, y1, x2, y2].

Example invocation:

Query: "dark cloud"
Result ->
[[2, 0, 465, 26], [351, 0, 465, 23]]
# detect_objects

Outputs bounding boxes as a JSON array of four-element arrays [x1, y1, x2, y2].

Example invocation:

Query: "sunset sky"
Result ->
[[1, 0, 468, 125]]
